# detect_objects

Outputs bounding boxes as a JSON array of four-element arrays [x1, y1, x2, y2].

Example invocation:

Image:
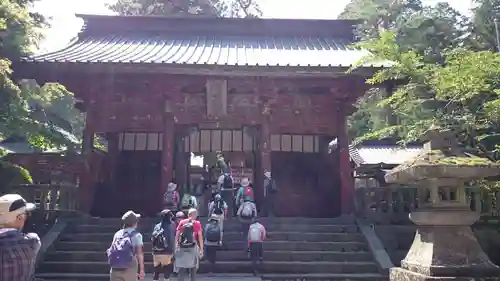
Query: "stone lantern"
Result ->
[[385, 125, 500, 281]]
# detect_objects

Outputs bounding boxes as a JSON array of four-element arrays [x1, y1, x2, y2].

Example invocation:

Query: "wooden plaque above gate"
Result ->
[[206, 79, 228, 118]]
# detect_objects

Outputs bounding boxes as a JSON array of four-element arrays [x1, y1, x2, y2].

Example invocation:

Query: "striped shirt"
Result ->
[[0, 228, 41, 281]]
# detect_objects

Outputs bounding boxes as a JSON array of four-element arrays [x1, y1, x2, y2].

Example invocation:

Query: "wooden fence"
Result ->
[[15, 183, 78, 211], [12, 184, 79, 236], [355, 185, 500, 224]]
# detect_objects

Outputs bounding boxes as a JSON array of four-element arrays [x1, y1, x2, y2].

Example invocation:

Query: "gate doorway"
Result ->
[[177, 126, 257, 216], [114, 132, 162, 217]]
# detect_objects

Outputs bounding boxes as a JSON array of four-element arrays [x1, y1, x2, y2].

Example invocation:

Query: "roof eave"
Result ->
[[18, 60, 386, 78]]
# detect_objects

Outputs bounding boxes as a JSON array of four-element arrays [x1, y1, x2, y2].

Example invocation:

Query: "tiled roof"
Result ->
[[350, 145, 424, 165], [26, 35, 389, 68]]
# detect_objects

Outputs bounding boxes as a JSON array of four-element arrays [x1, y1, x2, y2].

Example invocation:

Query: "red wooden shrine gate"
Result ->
[[17, 15, 379, 217]]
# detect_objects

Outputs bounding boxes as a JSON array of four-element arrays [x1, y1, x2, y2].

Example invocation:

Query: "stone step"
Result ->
[[55, 241, 369, 252], [77, 216, 356, 225], [37, 260, 379, 274], [262, 273, 388, 281], [59, 231, 364, 243], [70, 223, 359, 234], [36, 273, 386, 281], [45, 250, 373, 262]]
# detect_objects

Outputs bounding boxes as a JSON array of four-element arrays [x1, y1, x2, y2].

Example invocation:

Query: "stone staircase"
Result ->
[[36, 216, 387, 280]]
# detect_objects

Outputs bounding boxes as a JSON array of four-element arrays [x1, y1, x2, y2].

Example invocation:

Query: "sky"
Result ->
[[33, 0, 474, 53]]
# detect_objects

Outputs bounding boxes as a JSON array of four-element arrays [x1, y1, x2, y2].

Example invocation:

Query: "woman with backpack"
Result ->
[[164, 183, 179, 212], [204, 215, 223, 273], [175, 208, 204, 281], [151, 210, 176, 281], [237, 198, 257, 237], [207, 194, 228, 241], [235, 178, 254, 208]]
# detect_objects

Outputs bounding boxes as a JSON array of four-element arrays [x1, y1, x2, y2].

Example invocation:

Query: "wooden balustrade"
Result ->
[[14, 183, 79, 212], [7, 183, 79, 236], [355, 185, 500, 224]]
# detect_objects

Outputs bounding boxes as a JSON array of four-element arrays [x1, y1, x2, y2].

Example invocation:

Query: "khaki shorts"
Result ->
[[110, 259, 137, 281], [153, 254, 173, 267]]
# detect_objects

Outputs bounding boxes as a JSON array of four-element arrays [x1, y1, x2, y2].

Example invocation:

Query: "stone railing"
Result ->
[[354, 185, 500, 224]]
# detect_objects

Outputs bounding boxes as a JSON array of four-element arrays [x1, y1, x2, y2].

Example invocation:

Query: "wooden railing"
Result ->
[[12, 184, 79, 236], [14, 183, 78, 211], [354, 185, 500, 224]]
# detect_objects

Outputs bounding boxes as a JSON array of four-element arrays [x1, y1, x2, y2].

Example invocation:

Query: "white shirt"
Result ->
[[248, 222, 266, 242]]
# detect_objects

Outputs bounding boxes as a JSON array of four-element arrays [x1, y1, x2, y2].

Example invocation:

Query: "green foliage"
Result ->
[[0, 159, 32, 194], [468, 0, 500, 51], [351, 31, 500, 145], [0, 0, 82, 151], [342, 0, 475, 138], [107, 0, 262, 17]]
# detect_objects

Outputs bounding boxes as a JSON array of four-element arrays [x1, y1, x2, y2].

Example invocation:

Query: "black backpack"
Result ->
[[213, 199, 224, 215], [151, 225, 170, 252], [205, 221, 221, 243], [223, 175, 233, 189], [179, 220, 196, 248]]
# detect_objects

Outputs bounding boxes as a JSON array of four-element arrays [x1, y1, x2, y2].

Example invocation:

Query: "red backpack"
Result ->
[[243, 186, 254, 201]]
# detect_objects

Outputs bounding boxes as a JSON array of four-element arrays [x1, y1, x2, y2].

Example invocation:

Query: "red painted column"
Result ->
[[259, 114, 271, 206], [161, 114, 175, 209], [258, 79, 274, 214], [78, 113, 94, 213], [338, 115, 354, 215]]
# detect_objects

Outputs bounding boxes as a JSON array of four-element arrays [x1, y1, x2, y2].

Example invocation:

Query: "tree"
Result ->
[[468, 0, 500, 51], [0, 0, 82, 150], [107, 0, 262, 17], [351, 31, 500, 152], [341, 0, 471, 138]]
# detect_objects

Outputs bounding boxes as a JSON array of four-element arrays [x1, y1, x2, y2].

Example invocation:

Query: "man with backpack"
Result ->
[[108, 210, 145, 281], [204, 215, 223, 273], [151, 209, 176, 281], [207, 194, 228, 241], [247, 217, 266, 276], [175, 208, 204, 281], [237, 198, 257, 236], [164, 182, 180, 212]]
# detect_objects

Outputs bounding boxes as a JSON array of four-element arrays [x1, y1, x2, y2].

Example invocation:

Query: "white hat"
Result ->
[[121, 210, 141, 225], [167, 182, 177, 191], [240, 178, 250, 187], [0, 194, 36, 224], [264, 171, 271, 178]]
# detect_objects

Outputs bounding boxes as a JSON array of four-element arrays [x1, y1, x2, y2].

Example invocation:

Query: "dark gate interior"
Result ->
[[91, 132, 163, 218], [269, 134, 341, 217], [114, 150, 161, 217]]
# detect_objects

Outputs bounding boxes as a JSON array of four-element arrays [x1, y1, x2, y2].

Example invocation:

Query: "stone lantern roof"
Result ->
[[385, 125, 500, 184]]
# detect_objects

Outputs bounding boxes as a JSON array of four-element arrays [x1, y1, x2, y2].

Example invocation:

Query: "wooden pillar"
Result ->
[[161, 102, 175, 209], [79, 113, 94, 213], [259, 115, 271, 205], [107, 133, 119, 184], [258, 78, 275, 212], [338, 114, 354, 215]]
